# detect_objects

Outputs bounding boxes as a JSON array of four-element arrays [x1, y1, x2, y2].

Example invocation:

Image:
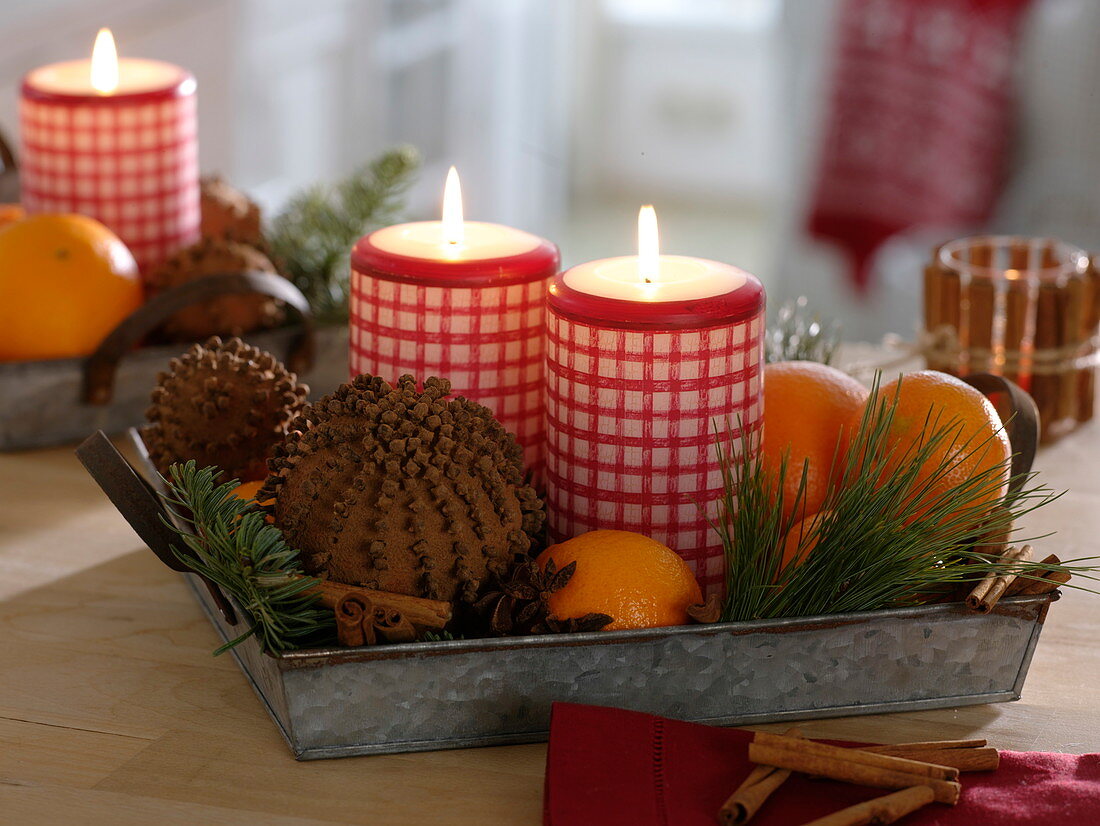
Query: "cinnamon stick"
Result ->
[[966, 544, 1034, 613], [799, 785, 936, 826], [719, 728, 803, 824], [372, 607, 417, 644], [687, 593, 723, 624], [334, 594, 376, 647], [752, 733, 959, 781], [864, 747, 999, 772], [862, 739, 986, 752], [746, 743, 961, 805], [304, 577, 452, 631], [1005, 553, 1067, 596]]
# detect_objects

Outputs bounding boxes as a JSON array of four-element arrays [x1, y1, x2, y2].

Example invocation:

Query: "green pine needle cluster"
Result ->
[[160, 462, 334, 655], [765, 297, 841, 365], [715, 375, 1095, 622], [268, 145, 420, 323]]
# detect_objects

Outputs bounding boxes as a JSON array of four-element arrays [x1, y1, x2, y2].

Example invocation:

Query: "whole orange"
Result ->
[[762, 361, 869, 522], [781, 510, 831, 571], [536, 530, 703, 631], [861, 370, 1010, 527], [0, 214, 142, 361]]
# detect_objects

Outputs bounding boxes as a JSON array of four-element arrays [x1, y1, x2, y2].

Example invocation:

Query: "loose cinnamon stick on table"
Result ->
[[303, 577, 453, 631], [747, 742, 961, 805], [752, 732, 959, 782], [864, 747, 999, 773], [799, 785, 936, 826], [718, 728, 803, 825], [966, 544, 1034, 613], [862, 739, 985, 752]]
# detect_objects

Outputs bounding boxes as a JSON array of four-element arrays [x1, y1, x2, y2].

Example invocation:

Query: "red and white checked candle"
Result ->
[[20, 33, 199, 276], [545, 230, 765, 595], [350, 185, 559, 471]]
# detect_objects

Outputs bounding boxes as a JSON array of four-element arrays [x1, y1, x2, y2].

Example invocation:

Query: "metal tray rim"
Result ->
[[272, 592, 1056, 668]]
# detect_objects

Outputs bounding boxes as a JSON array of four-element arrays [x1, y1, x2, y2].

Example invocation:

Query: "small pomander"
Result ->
[[200, 174, 263, 246], [148, 237, 285, 341], [144, 336, 309, 481], [261, 375, 545, 604]]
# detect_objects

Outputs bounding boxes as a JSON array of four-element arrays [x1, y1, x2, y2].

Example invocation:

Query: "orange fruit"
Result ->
[[861, 370, 1010, 527], [0, 204, 25, 230], [535, 530, 703, 631], [229, 480, 267, 502], [781, 510, 830, 571], [762, 361, 869, 522], [0, 214, 142, 361]]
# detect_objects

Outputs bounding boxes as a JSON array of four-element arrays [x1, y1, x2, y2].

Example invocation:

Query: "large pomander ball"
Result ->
[[260, 374, 545, 604], [144, 336, 309, 481]]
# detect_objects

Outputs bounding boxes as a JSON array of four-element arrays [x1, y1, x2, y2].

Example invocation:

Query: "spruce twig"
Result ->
[[268, 145, 420, 323], [160, 462, 334, 655], [765, 297, 841, 365]]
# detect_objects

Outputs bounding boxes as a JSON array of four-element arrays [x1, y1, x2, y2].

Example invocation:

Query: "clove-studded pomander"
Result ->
[[144, 336, 309, 481], [259, 374, 545, 604]]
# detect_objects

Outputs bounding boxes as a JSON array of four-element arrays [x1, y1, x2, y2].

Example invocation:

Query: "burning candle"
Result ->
[[545, 206, 765, 594], [20, 28, 199, 275], [350, 168, 560, 471]]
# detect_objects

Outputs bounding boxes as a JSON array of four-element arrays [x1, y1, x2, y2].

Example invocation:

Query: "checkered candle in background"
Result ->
[[350, 273, 550, 471], [20, 80, 200, 275], [545, 309, 765, 595]]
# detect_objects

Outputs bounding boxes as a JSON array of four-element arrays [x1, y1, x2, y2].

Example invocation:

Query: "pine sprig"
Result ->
[[268, 145, 419, 323], [715, 375, 1097, 622], [160, 462, 334, 655], [765, 297, 841, 365]]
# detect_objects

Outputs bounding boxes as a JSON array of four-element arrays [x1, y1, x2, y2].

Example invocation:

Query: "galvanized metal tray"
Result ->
[[79, 428, 1057, 761], [189, 572, 1055, 760]]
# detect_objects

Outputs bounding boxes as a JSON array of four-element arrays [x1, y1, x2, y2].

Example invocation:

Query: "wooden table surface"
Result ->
[[2, 425, 1098, 825]]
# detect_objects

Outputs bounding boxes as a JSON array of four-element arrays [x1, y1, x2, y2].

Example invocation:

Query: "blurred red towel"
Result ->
[[807, 0, 1033, 291], [544, 703, 1100, 825]]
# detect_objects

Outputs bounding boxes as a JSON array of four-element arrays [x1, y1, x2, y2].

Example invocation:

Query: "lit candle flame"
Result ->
[[638, 205, 659, 284], [442, 166, 464, 246], [91, 28, 119, 94]]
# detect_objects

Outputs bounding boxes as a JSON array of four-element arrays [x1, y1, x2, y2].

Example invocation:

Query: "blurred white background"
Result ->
[[3, 0, 1100, 340]]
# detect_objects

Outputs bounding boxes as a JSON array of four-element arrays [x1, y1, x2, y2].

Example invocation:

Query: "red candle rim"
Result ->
[[21, 68, 195, 107], [352, 230, 560, 288], [547, 271, 765, 330]]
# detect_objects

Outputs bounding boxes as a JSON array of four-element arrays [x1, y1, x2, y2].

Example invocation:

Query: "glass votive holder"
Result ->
[[923, 235, 1097, 443]]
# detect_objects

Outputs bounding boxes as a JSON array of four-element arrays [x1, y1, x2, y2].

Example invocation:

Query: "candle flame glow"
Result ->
[[442, 166, 464, 246], [638, 205, 659, 284], [91, 28, 119, 94]]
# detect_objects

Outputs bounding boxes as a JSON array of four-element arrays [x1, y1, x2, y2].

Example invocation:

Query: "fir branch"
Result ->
[[715, 374, 1095, 622], [765, 297, 841, 365], [160, 462, 335, 655], [268, 145, 420, 323]]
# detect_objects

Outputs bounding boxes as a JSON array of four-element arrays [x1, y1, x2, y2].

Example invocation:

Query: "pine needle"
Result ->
[[268, 145, 420, 323], [765, 297, 841, 365], [160, 462, 334, 655], [715, 374, 1097, 622]]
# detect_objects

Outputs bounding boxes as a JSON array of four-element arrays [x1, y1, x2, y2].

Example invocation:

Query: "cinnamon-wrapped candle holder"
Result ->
[[923, 235, 1099, 442]]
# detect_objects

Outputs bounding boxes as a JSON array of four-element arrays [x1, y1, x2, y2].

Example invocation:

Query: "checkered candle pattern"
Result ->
[[20, 94, 200, 273], [545, 310, 765, 594], [350, 272, 548, 470]]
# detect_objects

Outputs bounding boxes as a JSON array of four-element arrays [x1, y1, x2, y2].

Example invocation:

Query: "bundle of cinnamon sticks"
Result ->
[[720, 731, 1000, 826], [303, 578, 453, 647], [924, 237, 1100, 443], [965, 544, 1072, 614]]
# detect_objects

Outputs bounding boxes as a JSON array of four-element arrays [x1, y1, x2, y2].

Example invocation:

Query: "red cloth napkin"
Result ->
[[806, 0, 1033, 291], [544, 703, 1100, 825]]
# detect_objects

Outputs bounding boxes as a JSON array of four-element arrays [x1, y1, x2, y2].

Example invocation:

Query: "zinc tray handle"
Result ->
[[961, 372, 1039, 494], [83, 270, 316, 405]]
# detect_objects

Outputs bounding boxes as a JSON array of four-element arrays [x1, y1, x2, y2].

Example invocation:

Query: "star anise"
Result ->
[[474, 556, 612, 636]]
